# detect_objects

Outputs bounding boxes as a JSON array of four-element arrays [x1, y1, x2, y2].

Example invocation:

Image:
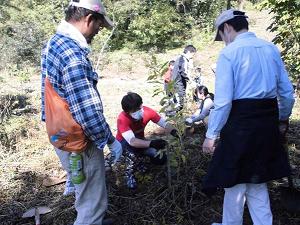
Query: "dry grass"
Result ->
[[0, 6, 300, 225]]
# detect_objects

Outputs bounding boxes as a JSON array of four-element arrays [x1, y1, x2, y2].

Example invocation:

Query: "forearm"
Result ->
[[206, 103, 231, 139], [276, 47, 295, 120], [194, 100, 214, 122], [206, 53, 233, 139], [278, 97, 294, 120], [130, 137, 151, 148], [80, 110, 113, 150], [156, 118, 175, 133]]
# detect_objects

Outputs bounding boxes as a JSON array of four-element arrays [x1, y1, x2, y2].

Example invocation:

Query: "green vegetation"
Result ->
[[260, 0, 300, 82]]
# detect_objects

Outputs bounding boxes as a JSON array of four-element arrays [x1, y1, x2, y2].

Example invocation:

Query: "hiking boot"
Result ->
[[125, 174, 137, 189]]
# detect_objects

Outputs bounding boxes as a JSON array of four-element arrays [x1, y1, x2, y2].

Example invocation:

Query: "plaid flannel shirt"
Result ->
[[41, 33, 113, 150]]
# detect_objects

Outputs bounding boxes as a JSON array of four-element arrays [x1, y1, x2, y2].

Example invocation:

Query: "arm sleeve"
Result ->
[[192, 98, 214, 122], [156, 118, 168, 128], [178, 56, 188, 78], [121, 130, 135, 144], [147, 107, 161, 123], [62, 60, 113, 150], [117, 116, 132, 134], [206, 54, 233, 139], [275, 48, 295, 120]]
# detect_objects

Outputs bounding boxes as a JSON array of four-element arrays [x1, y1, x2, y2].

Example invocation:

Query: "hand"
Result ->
[[202, 138, 216, 154], [279, 120, 289, 136], [185, 117, 193, 125], [108, 139, 123, 165], [279, 120, 289, 143], [149, 139, 168, 150], [170, 129, 179, 138]]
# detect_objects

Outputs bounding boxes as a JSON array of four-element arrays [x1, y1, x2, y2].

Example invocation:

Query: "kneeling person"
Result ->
[[116, 92, 178, 189], [186, 85, 214, 128]]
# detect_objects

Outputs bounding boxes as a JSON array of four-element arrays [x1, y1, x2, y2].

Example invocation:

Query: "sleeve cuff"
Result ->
[[205, 130, 218, 140], [107, 135, 115, 145]]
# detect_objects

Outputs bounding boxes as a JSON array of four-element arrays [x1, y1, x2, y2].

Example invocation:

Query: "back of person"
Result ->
[[171, 55, 188, 84], [202, 9, 294, 225], [220, 32, 289, 100]]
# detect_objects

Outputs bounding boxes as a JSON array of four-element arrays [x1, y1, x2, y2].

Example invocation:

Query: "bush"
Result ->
[[128, 2, 190, 51], [0, 21, 46, 68], [260, 0, 300, 82]]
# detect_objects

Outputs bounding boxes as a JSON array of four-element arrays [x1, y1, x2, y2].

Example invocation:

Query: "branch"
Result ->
[[95, 22, 117, 71]]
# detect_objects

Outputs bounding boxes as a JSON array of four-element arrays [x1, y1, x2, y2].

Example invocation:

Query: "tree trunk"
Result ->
[[238, 0, 245, 11], [227, 0, 231, 9]]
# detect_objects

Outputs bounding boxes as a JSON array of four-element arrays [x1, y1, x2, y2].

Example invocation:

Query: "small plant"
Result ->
[[146, 50, 193, 188]]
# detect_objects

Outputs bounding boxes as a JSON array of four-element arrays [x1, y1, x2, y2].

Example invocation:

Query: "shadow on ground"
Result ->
[[1, 121, 300, 225]]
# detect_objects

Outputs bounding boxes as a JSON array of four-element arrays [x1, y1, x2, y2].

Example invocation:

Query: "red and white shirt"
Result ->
[[116, 106, 161, 142]]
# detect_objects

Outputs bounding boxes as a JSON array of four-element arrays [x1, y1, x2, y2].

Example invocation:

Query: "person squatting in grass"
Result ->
[[185, 85, 214, 129], [41, 0, 122, 224], [116, 92, 179, 189], [201, 9, 295, 225]]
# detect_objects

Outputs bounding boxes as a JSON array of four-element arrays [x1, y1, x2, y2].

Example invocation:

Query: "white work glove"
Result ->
[[185, 117, 193, 125], [108, 139, 123, 165]]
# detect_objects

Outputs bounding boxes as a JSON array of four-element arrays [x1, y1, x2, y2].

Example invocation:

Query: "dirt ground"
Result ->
[[0, 7, 300, 225]]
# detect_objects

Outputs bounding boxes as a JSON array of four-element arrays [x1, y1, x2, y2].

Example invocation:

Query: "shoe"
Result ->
[[125, 174, 137, 189]]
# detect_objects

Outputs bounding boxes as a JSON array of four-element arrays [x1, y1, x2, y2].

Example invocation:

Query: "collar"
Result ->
[[182, 53, 190, 61], [56, 20, 90, 52], [234, 31, 256, 42]]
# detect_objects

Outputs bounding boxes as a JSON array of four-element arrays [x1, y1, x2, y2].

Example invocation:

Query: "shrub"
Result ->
[[260, 0, 300, 82]]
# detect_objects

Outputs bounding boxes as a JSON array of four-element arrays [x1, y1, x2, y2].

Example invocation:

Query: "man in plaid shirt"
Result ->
[[41, 1, 121, 224]]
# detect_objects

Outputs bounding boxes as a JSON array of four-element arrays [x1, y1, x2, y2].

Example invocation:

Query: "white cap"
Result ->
[[69, 0, 114, 29], [214, 9, 248, 41]]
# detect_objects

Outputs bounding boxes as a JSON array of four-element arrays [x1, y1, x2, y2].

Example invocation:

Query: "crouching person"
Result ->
[[116, 92, 178, 189], [185, 85, 214, 128]]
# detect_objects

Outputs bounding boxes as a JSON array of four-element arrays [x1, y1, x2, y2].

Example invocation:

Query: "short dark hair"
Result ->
[[121, 92, 143, 113], [218, 11, 248, 33], [65, 6, 105, 22], [183, 45, 197, 54]]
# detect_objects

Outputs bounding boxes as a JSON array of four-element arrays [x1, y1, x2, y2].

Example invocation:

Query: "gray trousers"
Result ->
[[55, 144, 107, 225]]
